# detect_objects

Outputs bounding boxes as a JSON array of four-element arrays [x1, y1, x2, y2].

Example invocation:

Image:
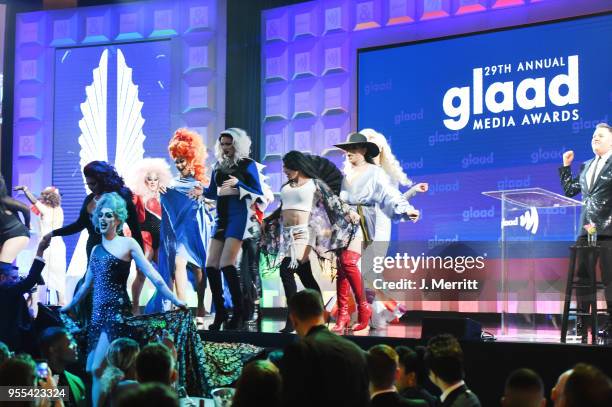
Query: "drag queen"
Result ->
[[147, 129, 212, 314], [0, 175, 30, 270], [361, 128, 428, 328], [61, 192, 186, 407], [125, 158, 172, 313], [334, 132, 420, 333], [198, 128, 266, 330], [14, 185, 67, 305], [47, 161, 143, 326], [262, 151, 359, 333]]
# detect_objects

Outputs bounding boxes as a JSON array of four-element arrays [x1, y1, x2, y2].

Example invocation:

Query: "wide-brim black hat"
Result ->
[[334, 132, 380, 157]]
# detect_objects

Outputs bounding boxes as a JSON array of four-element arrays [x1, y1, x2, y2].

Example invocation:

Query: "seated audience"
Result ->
[[232, 359, 281, 407], [501, 368, 545, 407], [98, 338, 140, 407], [395, 346, 437, 406], [135, 343, 177, 386], [279, 289, 369, 407], [0, 236, 51, 352], [551, 369, 573, 407], [564, 363, 612, 407], [425, 334, 481, 407], [39, 327, 86, 407], [117, 382, 178, 407], [367, 344, 428, 407]]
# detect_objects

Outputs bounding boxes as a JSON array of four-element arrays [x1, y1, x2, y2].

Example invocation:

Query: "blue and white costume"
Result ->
[[204, 158, 266, 240], [146, 176, 212, 313]]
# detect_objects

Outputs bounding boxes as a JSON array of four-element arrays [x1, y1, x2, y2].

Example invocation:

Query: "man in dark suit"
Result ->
[[395, 346, 438, 407], [278, 289, 369, 407], [368, 344, 428, 407], [425, 334, 480, 407], [560, 123, 612, 338], [0, 235, 50, 352], [39, 327, 86, 407]]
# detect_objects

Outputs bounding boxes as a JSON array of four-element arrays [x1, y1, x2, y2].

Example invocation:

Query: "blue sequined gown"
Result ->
[[88, 244, 132, 353]]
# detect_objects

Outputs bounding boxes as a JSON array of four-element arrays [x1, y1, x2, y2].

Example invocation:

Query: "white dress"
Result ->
[[339, 164, 417, 328], [36, 202, 67, 300]]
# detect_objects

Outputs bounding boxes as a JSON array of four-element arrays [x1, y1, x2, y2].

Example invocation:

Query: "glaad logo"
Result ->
[[364, 79, 392, 95], [462, 206, 495, 222], [502, 207, 539, 234], [442, 55, 579, 131]]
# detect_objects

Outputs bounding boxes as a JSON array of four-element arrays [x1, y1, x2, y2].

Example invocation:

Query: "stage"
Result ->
[[199, 311, 612, 406]]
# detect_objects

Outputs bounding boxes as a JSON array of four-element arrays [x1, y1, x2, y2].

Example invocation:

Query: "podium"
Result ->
[[482, 187, 583, 339]]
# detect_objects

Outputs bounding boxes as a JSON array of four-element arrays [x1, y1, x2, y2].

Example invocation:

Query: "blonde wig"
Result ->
[[358, 128, 412, 186], [215, 128, 252, 168], [126, 158, 173, 198]]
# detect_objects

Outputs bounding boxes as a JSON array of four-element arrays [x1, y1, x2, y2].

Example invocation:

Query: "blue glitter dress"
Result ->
[[88, 244, 132, 353]]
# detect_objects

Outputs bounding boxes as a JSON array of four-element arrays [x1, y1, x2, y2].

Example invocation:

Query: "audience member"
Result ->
[[396, 346, 437, 406], [425, 334, 480, 407], [367, 344, 428, 407], [564, 363, 612, 407], [551, 369, 573, 407], [0, 236, 51, 352], [98, 337, 140, 407], [135, 343, 177, 386], [501, 368, 545, 407], [39, 327, 86, 407], [233, 359, 281, 407], [279, 289, 369, 407], [116, 382, 179, 407], [0, 356, 63, 407], [0, 341, 11, 365]]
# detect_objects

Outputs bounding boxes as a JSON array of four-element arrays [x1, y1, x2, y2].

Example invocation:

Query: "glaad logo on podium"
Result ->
[[502, 207, 539, 234]]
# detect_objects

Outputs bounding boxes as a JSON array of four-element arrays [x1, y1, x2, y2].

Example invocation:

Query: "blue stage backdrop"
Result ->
[[358, 13, 612, 243], [53, 41, 171, 257]]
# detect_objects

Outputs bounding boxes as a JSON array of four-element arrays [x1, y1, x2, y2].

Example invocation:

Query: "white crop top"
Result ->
[[281, 179, 315, 212]]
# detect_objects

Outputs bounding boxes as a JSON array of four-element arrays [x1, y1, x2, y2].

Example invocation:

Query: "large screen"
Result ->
[[358, 13, 612, 243], [53, 41, 172, 258]]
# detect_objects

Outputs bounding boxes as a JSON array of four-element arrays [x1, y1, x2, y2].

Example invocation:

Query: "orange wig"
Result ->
[[168, 128, 208, 183]]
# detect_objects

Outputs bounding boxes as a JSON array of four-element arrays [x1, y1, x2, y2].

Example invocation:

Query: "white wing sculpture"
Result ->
[[66, 49, 111, 296], [114, 49, 146, 178]]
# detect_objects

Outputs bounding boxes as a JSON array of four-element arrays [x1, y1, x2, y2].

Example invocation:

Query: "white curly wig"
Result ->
[[126, 158, 173, 197], [343, 128, 412, 187], [215, 127, 252, 167]]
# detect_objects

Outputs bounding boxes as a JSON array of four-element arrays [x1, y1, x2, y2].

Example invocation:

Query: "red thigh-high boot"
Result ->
[[332, 256, 351, 334], [339, 250, 372, 332]]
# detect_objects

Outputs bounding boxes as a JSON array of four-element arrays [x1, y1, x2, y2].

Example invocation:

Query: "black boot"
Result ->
[[279, 258, 297, 333], [296, 261, 321, 293], [222, 265, 244, 330], [206, 267, 226, 331]]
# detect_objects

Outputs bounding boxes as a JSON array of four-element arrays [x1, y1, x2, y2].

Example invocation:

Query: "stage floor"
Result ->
[[196, 312, 609, 346]]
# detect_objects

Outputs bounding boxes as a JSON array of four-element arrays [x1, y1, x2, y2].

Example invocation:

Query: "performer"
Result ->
[[198, 128, 266, 331], [147, 129, 212, 314], [334, 132, 420, 333], [14, 185, 67, 305], [0, 174, 30, 270], [560, 122, 612, 339], [61, 192, 186, 407], [361, 128, 428, 329], [262, 150, 358, 333], [239, 183, 275, 324], [125, 158, 172, 314], [46, 161, 143, 326]]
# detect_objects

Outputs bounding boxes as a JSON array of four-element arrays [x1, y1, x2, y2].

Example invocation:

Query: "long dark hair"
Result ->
[[83, 161, 131, 198], [282, 151, 343, 195], [282, 151, 319, 179]]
